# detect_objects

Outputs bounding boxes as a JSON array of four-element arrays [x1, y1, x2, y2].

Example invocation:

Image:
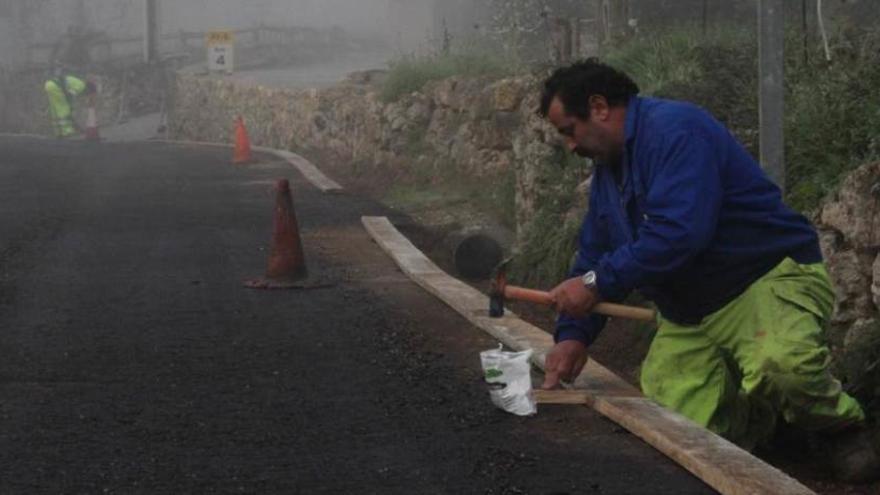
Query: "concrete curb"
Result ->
[[154, 139, 343, 193], [154, 140, 344, 194], [0, 132, 51, 140], [0, 134, 342, 194], [253, 146, 343, 194], [361, 215, 816, 495]]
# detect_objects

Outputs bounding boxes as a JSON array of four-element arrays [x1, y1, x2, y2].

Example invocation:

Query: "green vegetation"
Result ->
[[511, 149, 590, 286], [379, 23, 880, 291], [837, 319, 880, 410], [509, 23, 880, 288], [603, 24, 880, 212], [385, 159, 517, 231], [604, 26, 712, 96], [381, 51, 516, 103], [784, 28, 880, 209]]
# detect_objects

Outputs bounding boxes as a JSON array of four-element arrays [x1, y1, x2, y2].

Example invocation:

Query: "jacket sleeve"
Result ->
[[65, 76, 87, 97], [594, 128, 722, 300], [554, 179, 613, 346]]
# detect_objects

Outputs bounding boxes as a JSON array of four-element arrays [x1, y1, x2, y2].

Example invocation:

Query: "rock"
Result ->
[[837, 318, 880, 388], [565, 176, 593, 225], [844, 318, 880, 350], [468, 149, 512, 177], [873, 253, 880, 310], [819, 161, 880, 249], [432, 77, 458, 108], [430, 76, 487, 112], [491, 78, 525, 112], [814, 161, 880, 352], [818, 228, 842, 259], [405, 99, 433, 126], [425, 107, 459, 152], [471, 119, 513, 152], [826, 249, 875, 325]]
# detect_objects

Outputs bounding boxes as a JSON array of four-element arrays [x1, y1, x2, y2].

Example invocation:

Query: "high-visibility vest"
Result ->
[[45, 75, 87, 137]]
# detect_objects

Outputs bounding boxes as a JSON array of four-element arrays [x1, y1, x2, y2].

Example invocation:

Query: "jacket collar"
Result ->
[[624, 95, 641, 146]]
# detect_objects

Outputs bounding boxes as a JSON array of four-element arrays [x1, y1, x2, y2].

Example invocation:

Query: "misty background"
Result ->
[[2, 1, 876, 77], [0, 0, 452, 72]]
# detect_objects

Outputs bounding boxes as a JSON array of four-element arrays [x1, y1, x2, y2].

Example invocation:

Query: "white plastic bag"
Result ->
[[479, 345, 536, 416]]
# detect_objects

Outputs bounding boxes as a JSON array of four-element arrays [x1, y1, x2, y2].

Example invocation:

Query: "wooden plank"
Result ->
[[361, 215, 816, 495], [594, 397, 814, 495], [532, 389, 590, 405]]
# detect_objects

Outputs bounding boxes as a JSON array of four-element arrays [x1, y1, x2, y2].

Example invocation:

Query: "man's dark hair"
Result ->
[[539, 58, 640, 119]]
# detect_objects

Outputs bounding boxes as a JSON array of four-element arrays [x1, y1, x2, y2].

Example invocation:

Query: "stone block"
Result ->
[[819, 162, 880, 249], [873, 252, 880, 311], [827, 249, 875, 324], [491, 78, 525, 112]]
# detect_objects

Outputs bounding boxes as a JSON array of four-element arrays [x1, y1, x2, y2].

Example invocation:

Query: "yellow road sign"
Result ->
[[206, 31, 234, 46], [206, 30, 235, 73]]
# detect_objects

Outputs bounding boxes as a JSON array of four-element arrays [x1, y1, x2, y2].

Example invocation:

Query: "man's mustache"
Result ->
[[573, 146, 592, 158]]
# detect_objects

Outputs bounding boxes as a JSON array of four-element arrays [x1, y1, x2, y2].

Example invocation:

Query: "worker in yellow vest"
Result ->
[[44, 66, 96, 138]]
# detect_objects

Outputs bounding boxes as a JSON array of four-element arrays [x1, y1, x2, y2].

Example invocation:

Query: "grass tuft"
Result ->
[[381, 51, 516, 103]]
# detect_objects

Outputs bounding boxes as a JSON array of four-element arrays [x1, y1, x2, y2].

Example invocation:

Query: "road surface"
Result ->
[[0, 137, 712, 494]]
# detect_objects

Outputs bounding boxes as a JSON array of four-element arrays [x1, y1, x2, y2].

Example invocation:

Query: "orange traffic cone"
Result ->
[[84, 104, 100, 141], [232, 115, 253, 164], [244, 179, 310, 289]]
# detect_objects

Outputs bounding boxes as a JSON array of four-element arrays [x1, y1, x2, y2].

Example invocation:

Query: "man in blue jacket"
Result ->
[[539, 59, 878, 482]]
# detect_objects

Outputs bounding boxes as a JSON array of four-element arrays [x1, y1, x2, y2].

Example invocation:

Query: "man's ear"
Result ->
[[588, 95, 610, 121]]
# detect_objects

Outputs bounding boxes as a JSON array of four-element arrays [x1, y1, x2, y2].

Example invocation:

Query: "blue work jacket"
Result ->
[[556, 96, 822, 346]]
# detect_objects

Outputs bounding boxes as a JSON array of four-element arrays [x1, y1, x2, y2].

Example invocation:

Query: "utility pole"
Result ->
[[802, 0, 809, 65], [144, 0, 158, 63], [758, 0, 785, 191], [73, 0, 87, 32], [701, 0, 709, 37]]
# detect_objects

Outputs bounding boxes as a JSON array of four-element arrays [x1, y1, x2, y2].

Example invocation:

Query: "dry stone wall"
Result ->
[[169, 71, 568, 244], [816, 162, 880, 348]]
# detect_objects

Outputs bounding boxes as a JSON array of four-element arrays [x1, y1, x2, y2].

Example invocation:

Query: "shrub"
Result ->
[[784, 27, 880, 211], [511, 148, 590, 286], [381, 51, 515, 103]]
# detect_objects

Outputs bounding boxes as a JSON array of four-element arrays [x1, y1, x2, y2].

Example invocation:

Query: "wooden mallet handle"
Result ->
[[502, 285, 655, 322]]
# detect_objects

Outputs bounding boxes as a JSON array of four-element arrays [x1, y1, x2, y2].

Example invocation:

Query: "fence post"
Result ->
[[758, 0, 786, 191], [143, 0, 158, 63]]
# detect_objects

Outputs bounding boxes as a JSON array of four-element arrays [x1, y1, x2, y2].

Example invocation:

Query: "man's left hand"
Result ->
[[549, 277, 599, 319]]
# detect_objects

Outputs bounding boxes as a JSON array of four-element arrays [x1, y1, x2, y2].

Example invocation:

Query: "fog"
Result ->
[[0, 0, 445, 72], [3, 1, 877, 95]]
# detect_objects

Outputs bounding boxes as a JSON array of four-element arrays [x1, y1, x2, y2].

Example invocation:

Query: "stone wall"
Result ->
[[168, 70, 569, 243], [816, 162, 880, 391]]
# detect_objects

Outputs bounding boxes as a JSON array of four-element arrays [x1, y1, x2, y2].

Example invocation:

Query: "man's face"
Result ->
[[546, 95, 613, 162]]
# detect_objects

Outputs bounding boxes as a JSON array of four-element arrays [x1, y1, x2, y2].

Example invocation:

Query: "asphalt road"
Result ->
[[0, 137, 713, 494]]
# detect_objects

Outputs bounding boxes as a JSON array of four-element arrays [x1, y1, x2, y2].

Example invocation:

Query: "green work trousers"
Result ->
[[640, 257, 865, 450], [45, 76, 85, 138]]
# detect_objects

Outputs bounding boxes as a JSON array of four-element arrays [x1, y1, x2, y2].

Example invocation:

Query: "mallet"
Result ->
[[488, 259, 656, 322]]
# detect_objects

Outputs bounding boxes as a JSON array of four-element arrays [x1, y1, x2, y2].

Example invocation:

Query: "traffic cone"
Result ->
[[232, 115, 253, 164], [84, 104, 100, 141], [244, 179, 309, 289]]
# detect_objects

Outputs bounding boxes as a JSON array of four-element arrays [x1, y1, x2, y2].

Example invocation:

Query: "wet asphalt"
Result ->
[[0, 137, 713, 494]]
